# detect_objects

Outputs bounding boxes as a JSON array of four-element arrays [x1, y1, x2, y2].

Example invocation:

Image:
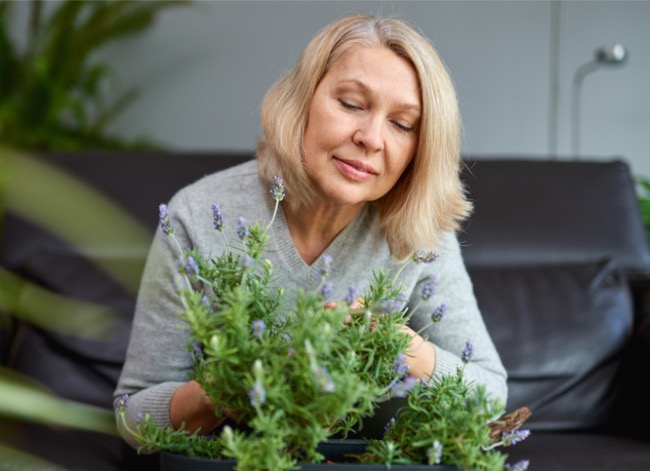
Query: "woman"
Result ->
[[115, 14, 507, 447]]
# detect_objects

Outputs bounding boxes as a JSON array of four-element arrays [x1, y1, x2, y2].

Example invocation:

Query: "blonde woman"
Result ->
[[115, 14, 507, 447]]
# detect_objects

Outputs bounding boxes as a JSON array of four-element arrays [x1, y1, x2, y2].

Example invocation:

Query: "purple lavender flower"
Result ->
[[249, 382, 266, 407], [461, 340, 474, 363], [390, 376, 418, 398], [211, 203, 224, 231], [381, 291, 408, 314], [420, 275, 437, 300], [413, 251, 439, 264], [505, 460, 530, 471], [252, 319, 266, 338], [158, 203, 174, 235], [345, 285, 360, 305], [135, 412, 144, 423], [426, 440, 443, 465], [201, 294, 216, 313], [319, 280, 334, 298], [320, 254, 333, 277], [236, 216, 249, 239], [239, 254, 254, 268], [192, 341, 204, 362], [431, 303, 447, 322], [269, 176, 286, 202], [182, 255, 199, 275], [501, 429, 531, 447], [393, 353, 409, 377], [114, 394, 129, 411]]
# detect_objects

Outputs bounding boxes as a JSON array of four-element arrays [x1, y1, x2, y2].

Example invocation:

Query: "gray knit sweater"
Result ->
[[114, 159, 507, 447]]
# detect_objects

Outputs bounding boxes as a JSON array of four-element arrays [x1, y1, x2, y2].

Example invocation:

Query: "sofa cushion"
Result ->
[[468, 258, 633, 431], [460, 159, 650, 278]]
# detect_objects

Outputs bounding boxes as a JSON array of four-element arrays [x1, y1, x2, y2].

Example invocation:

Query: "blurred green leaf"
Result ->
[[0, 443, 66, 470], [3, 148, 152, 293], [637, 175, 650, 242], [0, 267, 121, 339], [0, 368, 117, 435]]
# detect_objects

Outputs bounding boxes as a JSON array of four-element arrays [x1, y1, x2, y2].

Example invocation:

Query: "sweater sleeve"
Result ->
[[406, 232, 508, 405], [113, 191, 198, 449]]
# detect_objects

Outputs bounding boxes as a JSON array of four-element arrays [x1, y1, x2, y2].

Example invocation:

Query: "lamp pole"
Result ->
[[570, 44, 627, 158]]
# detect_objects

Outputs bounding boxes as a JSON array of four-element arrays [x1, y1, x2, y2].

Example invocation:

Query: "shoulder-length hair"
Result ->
[[256, 14, 472, 261]]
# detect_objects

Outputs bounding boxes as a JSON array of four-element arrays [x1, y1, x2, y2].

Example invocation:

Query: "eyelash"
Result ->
[[339, 99, 362, 111], [338, 100, 414, 133], [392, 121, 413, 133]]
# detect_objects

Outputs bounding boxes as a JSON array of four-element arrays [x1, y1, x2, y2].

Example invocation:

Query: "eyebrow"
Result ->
[[338, 79, 421, 112]]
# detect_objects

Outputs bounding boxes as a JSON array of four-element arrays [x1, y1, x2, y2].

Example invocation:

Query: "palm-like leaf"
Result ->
[[0, 0, 190, 151]]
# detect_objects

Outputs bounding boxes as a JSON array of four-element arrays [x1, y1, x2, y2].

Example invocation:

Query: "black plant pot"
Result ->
[[159, 439, 457, 470]]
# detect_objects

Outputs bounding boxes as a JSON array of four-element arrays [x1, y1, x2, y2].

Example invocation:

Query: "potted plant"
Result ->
[[0, 0, 189, 151], [115, 178, 530, 470]]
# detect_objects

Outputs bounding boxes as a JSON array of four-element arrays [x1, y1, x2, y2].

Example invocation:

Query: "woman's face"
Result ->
[[302, 46, 421, 208]]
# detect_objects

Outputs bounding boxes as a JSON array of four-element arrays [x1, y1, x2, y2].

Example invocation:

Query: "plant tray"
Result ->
[[160, 439, 457, 470]]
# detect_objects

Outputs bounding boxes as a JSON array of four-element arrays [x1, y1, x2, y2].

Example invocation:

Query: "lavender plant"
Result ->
[[118, 177, 420, 469], [116, 177, 530, 470], [357, 364, 530, 470]]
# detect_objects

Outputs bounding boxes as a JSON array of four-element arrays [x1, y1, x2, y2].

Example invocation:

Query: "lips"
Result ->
[[333, 157, 378, 182], [336, 158, 377, 174]]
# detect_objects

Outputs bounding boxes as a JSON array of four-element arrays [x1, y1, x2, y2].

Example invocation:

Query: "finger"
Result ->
[[350, 296, 364, 310]]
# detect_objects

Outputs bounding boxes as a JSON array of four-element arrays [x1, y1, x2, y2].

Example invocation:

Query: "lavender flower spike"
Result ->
[[319, 280, 334, 298], [269, 176, 286, 202], [320, 254, 333, 277], [390, 376, 418, 398], [505, 460, 530, 471], [393, 353, 409, 377], [420, 275, 437, 300], [345, 285, 360, 305], [159, 203, 174, 235], [181, 255, 199, 275], [249, 381, 266, 407], [461, 340, 474, 363], [114, 394, 129, 411], [413, 251, 439, 264], [501, 429, 531, 447], [252, 319, 266, 338], [431, 303, 447, 323], [314, 366, 336, 392], [236, 216, 249, 239], [239, 254, 254, 268], [211, 203, 224, 231], [426, 440, 443, 465]]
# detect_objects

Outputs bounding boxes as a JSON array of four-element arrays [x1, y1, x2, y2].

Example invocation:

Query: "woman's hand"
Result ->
[[325, 297, 436, 379], [400, 325, 436, 380], [170, 380, 233, 434], [324, 296, 363, 324]]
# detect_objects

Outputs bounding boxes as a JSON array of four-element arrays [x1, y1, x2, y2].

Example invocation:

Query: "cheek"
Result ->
[[304, 119, 344, 156], [390, 141, 417, 175]]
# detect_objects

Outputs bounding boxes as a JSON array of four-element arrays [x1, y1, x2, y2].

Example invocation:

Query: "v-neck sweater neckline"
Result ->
[[269, 202, 372, 283]]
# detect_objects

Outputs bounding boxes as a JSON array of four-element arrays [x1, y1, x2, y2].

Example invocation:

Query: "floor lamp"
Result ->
[[571, 44, 628, 157]]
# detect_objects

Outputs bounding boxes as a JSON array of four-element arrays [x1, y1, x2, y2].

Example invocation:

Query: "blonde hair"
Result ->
[[257, 14, 472, 260]]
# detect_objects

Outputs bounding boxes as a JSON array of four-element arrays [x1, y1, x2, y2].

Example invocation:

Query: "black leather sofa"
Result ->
[[1, 151, 649, 470]]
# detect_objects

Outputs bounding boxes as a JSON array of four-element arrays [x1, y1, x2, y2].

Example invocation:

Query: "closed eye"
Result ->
[[391, 120, 414, 133], [339, 99, 363, 111]]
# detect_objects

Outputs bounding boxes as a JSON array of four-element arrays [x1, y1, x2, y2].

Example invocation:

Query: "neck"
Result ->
[[283, 201, 365, 265]]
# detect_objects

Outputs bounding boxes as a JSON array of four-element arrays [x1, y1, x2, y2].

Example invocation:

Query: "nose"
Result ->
[[352, 115, 384, 152]]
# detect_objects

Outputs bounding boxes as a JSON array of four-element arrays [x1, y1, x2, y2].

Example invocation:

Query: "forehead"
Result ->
[[323, 46, 421, 107]]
